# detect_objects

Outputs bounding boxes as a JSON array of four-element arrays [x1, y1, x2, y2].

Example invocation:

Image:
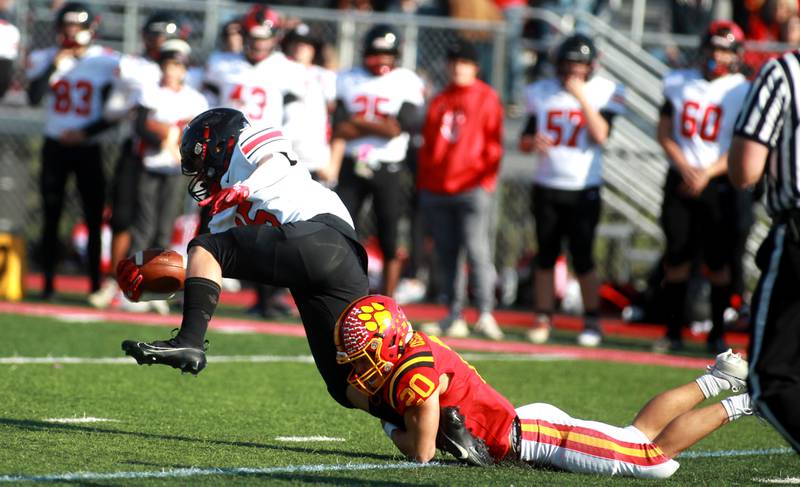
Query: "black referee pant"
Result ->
[[748, 222, 800, 453], [40, 138, 105, 294]]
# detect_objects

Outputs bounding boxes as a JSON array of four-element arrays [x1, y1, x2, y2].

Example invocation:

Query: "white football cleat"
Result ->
[[576, 328, 602, 347], [526, 316, 551, 344], [445, 318, 470, 338], [419, 321, 443, 336], [707, 349, 748, 393], [474, 312, 504, 341], [87, 277, 118, 309]]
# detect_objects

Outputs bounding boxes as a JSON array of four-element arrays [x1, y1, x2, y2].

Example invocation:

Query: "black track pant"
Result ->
[[748, 222, 800, 453], [40, 138, 105, 293]]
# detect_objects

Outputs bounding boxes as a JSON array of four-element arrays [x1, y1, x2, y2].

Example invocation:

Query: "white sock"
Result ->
[[695, 373, 732, 399], [720, 393, 752, 422]]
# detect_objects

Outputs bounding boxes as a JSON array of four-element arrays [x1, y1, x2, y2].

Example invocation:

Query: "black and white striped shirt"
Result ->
[[734, 51, 800, 216]]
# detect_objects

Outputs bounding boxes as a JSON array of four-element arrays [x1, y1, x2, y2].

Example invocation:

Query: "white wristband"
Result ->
[[382, 422, 399, 439]]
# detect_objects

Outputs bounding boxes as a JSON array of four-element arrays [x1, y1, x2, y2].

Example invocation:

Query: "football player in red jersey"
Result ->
[[336, 295, 754, 479]]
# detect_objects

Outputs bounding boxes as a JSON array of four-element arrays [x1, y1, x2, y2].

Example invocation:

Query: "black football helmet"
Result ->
[[143, 11, 189, 40], [362, 24, 400, 75], [180, 108, 249, 201], [555, 33, 597, 65], [55, 2, 96, 48], [363, 24, 400, 57]]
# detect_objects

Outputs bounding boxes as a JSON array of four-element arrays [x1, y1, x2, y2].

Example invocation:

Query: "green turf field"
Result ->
[[1, 314, 797, 485]]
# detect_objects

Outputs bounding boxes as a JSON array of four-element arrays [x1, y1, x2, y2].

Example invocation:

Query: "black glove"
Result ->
[[436, 406, 495, 466]]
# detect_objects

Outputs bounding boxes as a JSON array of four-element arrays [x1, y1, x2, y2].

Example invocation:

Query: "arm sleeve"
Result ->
[[27, 61, 56, 106], [397, 101, 421, 133], [332, 99, 350, 128], [82, 83, 117, 136], [0, 58, 13, 98], [522, 115, 537, 135], [734, 58, 789, 148], [660, 100, 674, 117], [133, 105, 162, 147]]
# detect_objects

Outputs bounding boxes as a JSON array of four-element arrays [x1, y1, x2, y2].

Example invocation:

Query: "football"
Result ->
[[133, 248, 186, 299]]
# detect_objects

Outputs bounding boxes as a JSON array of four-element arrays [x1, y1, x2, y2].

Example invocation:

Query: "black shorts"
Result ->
[[109, 138, 143, 233], [188, 214, 368, 409], [660, 170, 737, 271], [531, 184, 601, 274], [748, 222, 800, 453], [336, 156, 404, 259]]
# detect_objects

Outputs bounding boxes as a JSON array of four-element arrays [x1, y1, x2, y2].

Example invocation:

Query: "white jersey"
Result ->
[[336, 66, 425, 164], [208, 124, 353, 234], [0, 18, 20, 60], [204, 51, 306, 126], [26, 44, 120, 138], [524, 76, 625, 190], [662, 69, 750, 169], [104, 53, 161, 120], [283, 64, 336, 171], [136, 83, 208, 173]]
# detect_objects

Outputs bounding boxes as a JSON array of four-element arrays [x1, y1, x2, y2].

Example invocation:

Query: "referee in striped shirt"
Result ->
[[729, 51, 800, 454]]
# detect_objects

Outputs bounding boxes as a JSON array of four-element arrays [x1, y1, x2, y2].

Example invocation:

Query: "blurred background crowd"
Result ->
[[0, 0, 797, 356]]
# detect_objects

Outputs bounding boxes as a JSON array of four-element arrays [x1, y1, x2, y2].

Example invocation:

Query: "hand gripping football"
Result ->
[[130, 248, 185, 301]]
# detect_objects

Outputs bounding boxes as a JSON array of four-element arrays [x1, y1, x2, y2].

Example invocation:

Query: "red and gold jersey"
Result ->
[[381, 332, 517, 460]]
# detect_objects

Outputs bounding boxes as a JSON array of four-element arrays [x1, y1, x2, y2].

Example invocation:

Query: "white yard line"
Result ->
[[43, 417, 119, 424], [274, 436, 346, 442], [0, 461, 440, 483], [678, 447, 795, 458], [754, 478, 800, 484]]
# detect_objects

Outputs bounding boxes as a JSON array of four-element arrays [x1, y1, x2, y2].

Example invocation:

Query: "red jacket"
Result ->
[[417, 79, 504, 194]]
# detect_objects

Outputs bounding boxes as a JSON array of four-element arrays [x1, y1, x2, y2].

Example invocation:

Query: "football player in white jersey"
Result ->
[[118, 109, 403, 426], [26, 2, 120, 299], [519, 33, 625, 347], [0, 8, 19, 98], [203, 5, 306, 128], [89, 11, 190, 309], [655, 21, 751, 354], [330, 24, 425, 297], [281, 23, 337, 180]]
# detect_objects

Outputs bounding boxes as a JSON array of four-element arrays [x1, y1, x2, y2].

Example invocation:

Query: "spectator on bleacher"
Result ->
[[26, 2, 120, 300], [741, 0, 800, 71], [654, 21, 750, 354], [415, 39, 504, 341], [330, 24, 425, 297], [126, 39, 207, 315], [519, 33, 625, 348], [88, 12, 190, 310]]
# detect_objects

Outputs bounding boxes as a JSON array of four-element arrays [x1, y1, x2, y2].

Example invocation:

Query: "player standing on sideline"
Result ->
[[416, 39, 505, 341], [118, 108, 402, 426], [653, 21, 750, 354], [729, 50, 800, 454], [330, 24, 425, 298], [203, 5, 306, 128], [281, 23, 337, 181], [26, 2, 119, 300], [128, 39, 208, 273], [88, 11, 189, 310], [0, 4, 19, 99], [335, 294, 753, 478], [519, 33, 625, 347]]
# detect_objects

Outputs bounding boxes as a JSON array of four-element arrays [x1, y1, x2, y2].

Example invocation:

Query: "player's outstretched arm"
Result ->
[[385, 388, 440, 463]]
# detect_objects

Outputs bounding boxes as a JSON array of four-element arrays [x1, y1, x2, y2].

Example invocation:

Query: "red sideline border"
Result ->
[[0, 300, 714, 370], [23, 274, 750, 348]]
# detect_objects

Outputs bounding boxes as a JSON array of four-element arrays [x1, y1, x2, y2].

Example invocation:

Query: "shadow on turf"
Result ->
[[0, 417, 396, 462]]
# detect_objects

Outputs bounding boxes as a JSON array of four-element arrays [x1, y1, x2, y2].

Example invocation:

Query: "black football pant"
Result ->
[[40, 138, 105, 293], [190, 216, 374, 402], [748, 222, 800, 454]]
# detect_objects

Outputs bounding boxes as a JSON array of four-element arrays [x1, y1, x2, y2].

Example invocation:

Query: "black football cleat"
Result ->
[[121, 338, 207, 375]]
